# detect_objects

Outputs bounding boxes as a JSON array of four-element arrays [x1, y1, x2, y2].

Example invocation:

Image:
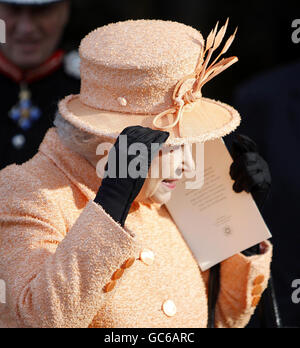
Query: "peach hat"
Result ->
[[59, 19, 240, 146]]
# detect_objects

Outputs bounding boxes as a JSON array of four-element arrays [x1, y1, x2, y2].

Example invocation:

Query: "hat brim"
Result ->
[[58, 95, 241, 146]]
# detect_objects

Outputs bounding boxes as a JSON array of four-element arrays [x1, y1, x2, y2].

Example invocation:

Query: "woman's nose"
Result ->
[[182, 145, 196, 174]]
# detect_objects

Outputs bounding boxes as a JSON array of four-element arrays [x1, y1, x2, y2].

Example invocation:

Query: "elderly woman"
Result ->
[[0, 20, 272, 328]]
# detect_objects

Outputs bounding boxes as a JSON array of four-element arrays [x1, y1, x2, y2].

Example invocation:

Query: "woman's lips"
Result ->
[[162, 179, 178, 190]]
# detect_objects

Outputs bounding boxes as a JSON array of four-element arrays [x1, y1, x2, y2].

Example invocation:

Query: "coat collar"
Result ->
[[38, 128, 164, 213], [39, 128, 102, 200]]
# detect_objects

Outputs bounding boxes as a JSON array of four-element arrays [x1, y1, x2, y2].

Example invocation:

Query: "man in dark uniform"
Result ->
[[0, 0, 80, 170], [234, 61, 300, 328]]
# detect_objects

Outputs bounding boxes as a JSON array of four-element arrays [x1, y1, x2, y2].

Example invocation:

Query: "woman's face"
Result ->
[[84, 135, 195, 206], [136, 144, 196, 205]]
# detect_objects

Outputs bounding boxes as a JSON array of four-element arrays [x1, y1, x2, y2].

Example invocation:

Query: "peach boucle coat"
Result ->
[[0, 128, 272, 328]]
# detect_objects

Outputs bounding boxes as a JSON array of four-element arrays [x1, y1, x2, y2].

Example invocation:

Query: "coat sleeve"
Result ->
[[0, 197, 139, 328], [215, 241, 272, 328]]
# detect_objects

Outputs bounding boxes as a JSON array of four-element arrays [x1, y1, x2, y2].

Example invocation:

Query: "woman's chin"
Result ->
[[136, 179, 177, 205], [150, 191, 172, 205]]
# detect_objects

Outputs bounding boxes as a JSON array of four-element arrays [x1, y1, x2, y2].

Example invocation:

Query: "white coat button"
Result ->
[[12, 134, 26, 150], [140, 249, 155, 265], [162, 300, 177, 317]]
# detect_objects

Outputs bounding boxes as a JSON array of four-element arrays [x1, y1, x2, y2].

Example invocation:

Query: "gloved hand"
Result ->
[[230, 134, 271, 210], [230, 134, 271, 256], [94, 126, 169, 227]]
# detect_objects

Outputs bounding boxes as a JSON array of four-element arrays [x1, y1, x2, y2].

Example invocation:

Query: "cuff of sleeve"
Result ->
[[223, 240, 272, 302], [217, 241, 272, 327], [71, 200, 140, 285], [90, 200, 136, 239], [228, 240, 272, 273]]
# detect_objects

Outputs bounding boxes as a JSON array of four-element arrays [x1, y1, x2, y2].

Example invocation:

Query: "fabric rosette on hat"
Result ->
[[59, 19, 241, 146]]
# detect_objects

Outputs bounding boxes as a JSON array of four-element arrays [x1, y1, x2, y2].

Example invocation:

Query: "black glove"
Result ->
[[94, 126, 169, 227], [230, 134, 271, 256], [230, 134, 271, 210]]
